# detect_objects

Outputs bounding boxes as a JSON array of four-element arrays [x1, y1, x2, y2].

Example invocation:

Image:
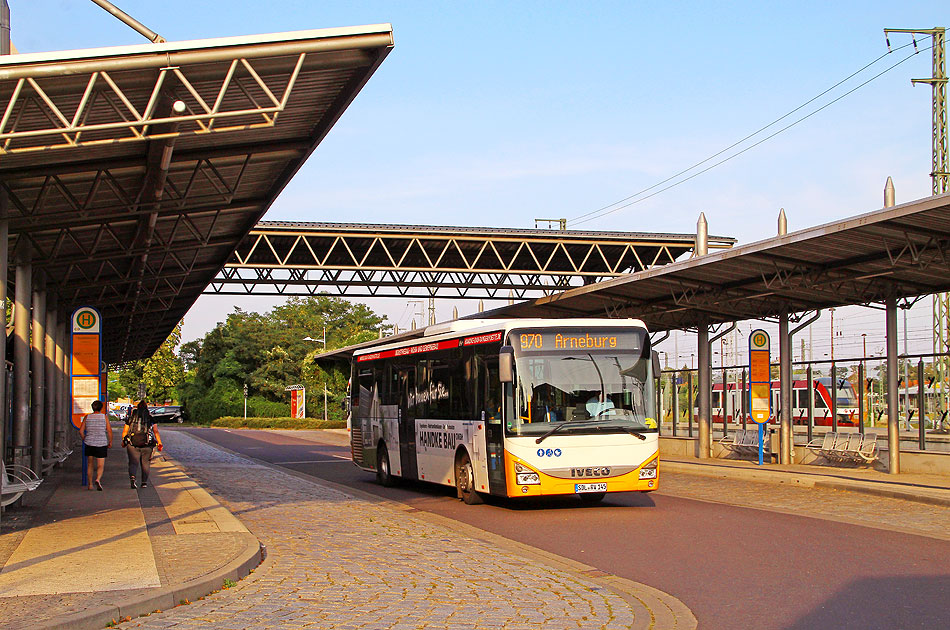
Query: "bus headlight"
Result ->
[[638, 458, 658, 479], [517, 472, 541, 485], [514, 462, 541, 485]]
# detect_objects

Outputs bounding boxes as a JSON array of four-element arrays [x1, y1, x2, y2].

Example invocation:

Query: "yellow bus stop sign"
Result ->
[[749, 329, 771, 424]]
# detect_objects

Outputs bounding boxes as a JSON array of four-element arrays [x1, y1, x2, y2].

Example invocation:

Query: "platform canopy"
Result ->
[[314, 193, 950, 365], [0, 24, 393, 362], [477, 192, 950, 332]]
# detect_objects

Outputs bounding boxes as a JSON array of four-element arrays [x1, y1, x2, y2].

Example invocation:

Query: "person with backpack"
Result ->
[[122, 400, 163, 489]]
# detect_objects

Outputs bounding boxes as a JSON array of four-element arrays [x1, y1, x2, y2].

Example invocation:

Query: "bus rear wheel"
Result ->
[[579, 492, 606, 504], [376, 444, 395, 487], [455, 452, 483, 505]]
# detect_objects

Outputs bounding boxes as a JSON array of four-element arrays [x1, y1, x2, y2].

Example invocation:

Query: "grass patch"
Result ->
[[211, 416, 346, 430]]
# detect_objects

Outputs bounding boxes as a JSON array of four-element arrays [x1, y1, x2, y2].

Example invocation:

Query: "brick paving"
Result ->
[[117, 431, 695, 630], [0, 442, 259, 630]]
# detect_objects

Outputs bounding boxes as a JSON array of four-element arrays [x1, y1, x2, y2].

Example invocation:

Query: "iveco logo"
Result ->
[[571, 467, 611, 478]]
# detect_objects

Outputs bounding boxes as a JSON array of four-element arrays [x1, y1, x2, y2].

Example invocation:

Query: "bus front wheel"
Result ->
[[376, 444, 395, 487], [455, 452, 483, 505]]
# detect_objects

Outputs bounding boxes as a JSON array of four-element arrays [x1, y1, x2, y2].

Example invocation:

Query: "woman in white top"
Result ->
[[79, 400, 113, 491]]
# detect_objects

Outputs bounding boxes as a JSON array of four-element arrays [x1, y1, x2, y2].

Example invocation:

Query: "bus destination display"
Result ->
[[516, 329, 642, 354]]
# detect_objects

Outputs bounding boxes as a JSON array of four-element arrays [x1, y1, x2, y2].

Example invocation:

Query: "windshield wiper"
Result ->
[[592, 424, 648, 440], [535, 420, 597, 444]]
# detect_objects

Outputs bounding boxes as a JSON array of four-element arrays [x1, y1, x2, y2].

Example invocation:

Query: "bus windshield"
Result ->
[[508, 328, 656, 436]]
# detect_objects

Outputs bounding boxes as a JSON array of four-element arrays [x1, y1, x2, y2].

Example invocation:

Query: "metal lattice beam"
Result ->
[[211, 222, 736, 298]]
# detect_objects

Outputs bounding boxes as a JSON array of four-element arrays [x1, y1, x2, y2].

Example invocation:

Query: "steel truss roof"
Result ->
[[208, 221, 736, 299], [0, 25, 393, 362], [476, 192, 950, 332]]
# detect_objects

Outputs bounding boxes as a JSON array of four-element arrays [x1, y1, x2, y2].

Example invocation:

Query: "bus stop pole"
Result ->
[[857, 362, 865, 435], [671, 371, 678, 437], [918, 360, 926, 450], [687, 371, 694, 437], [806, 365, 814, 443], [779, 312, 793, 464], [698, 325, 711, 458], [886, 296, 901, 474]]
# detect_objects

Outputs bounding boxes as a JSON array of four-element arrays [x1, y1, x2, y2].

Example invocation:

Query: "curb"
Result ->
[[661, 459, 950, 508], [35, 456, 264, 630], [184, 430, 698, 630]]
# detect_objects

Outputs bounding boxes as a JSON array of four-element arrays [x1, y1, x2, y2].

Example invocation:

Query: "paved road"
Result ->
[[184, 427, 950, 630], [120, 429, 692, 630]]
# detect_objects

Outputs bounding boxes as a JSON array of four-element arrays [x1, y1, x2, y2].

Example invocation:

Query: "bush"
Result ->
[[246, 396, 290, 418], [211, 417, 346, 430]]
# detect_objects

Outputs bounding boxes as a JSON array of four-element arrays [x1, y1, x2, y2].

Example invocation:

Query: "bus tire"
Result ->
[[455, 451, 483, 505], [579, 492, 606, 504], [376, 443, 395, 487]]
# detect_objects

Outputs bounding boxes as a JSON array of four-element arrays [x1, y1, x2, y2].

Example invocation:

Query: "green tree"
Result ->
[[107, 373, 126, 402], [115, 321, 185, 404], [181, 297, 387, 422]]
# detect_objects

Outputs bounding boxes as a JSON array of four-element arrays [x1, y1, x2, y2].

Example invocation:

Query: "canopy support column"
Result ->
[[886, 296, 900, 474], [779, 311, 793, 464], [697, 324, 711, 458], [0, 186, 7, 468], [54, 320, 67, 452], [44, 295, 58, 464], [30, 276, 46, 474], [12, 242, 31, 467]]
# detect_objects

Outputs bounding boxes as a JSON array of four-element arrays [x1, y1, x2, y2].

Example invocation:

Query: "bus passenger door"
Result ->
[[397, 366, 418, 480], [481, 355, 507, 494]]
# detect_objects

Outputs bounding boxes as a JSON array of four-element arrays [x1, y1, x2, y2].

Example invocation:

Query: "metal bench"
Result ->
[[2, 459, 43, 507], [718, 429, 748, 454], [41, 446, 74, 472], [806, 432, 878, 465], [718, 428, 764, 458], [849, 434, 878, 464]]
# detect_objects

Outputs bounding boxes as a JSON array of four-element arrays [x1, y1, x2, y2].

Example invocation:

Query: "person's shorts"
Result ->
[[85, 444, 108, 458]]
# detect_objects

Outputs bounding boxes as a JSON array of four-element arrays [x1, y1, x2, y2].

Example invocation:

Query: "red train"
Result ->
[[706, 377, 859, 426]]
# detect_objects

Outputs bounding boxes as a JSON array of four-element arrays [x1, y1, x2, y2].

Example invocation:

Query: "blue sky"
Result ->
[[7, 1, 948, 361]]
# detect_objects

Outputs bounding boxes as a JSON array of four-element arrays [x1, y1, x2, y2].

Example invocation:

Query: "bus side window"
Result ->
[[357, 368, 376, 420], [485, 355, 501, 422], [415, 361, 429, 418], [398, 364, 414, 417]]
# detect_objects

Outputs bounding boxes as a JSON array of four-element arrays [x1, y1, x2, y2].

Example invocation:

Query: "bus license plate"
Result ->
[[575, 482, 607, 493]]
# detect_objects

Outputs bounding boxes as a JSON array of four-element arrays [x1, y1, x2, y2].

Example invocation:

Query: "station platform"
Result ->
[[1, 427, 948, 630], [660, 456, 950, 507], [0, 430, 262, 630]]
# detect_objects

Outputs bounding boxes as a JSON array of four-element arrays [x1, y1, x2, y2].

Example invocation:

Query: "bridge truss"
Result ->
[[208, 221, 736, 299]]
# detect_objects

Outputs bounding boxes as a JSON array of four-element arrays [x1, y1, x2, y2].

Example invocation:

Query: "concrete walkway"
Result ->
[[0, 430, 261, 630], [1, 427, 948, 629]]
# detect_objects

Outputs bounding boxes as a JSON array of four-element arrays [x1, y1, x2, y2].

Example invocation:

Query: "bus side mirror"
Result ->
[[652, 350, 661, 377], [499, 346, 514, 383]]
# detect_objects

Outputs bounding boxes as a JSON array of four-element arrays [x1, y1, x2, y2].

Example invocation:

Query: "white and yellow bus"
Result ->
[[349, 318, 660, 504]]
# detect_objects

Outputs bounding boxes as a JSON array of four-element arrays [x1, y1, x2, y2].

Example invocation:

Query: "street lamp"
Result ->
[[303, 326, 326, 346], [304, 327, 328, 422]]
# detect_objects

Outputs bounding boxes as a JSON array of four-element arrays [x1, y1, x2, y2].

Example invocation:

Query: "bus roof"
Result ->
[[315, 318, 648, 364]]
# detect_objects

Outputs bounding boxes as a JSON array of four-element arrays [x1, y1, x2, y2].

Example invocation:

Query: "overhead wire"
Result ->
[[569, 39, 925, 227]]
